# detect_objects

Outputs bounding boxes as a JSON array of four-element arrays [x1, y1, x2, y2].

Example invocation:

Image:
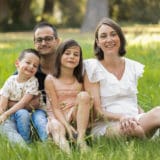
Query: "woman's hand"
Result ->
[[120, 116, 140, 135]]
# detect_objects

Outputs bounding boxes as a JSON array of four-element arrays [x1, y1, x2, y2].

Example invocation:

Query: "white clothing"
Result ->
[[0, 75, 39, 101], [84, 58, 144, 136]]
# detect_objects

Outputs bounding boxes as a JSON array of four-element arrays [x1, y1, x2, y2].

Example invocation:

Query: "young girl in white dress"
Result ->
[[45, 39, 91, 153], [0, 49, 40, 141], [84, 17, 160, 138]]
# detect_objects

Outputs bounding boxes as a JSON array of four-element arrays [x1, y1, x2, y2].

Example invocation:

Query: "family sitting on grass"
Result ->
[[1, 17, 160, 154]]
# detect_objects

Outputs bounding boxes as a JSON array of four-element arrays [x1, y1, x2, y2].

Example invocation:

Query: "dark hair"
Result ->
[[94, 17, 126, 60], [33, 21, 58, 39], [18, 48, 40, 61], [53, 39, 83, 83]]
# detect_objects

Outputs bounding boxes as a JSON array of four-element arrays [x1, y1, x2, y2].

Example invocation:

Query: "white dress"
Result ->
[[0, 75, 39, 102], [84, 58, 144, 136]]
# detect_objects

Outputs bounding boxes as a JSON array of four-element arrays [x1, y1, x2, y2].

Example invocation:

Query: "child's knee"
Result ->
[[77, 91, 92, 108], [77, 91, 90, 100]]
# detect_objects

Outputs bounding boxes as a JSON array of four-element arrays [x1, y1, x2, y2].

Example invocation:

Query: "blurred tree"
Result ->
[[0, 0, 35, 31], [58, 0, 85, 27], [0, 0, 10, 24], [0, 0, 159, 31], [81, 0, 109, 32], [34, 0, 85, 27], [40, 0, 56, 23], [18, 0, 33, 25], [110, 0, 160, 24], [131, 0, 160, 23], [43, 0, 54, 14]]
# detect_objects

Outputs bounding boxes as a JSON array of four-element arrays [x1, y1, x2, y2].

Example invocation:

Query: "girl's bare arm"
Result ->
[[45, 75, 74, 139]]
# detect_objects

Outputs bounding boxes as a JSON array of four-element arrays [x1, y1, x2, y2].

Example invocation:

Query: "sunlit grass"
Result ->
[[2, 136, 160, 160], [0, 43, 12, 49], [126, 33, 160, 46], [122, 24, 160, 34]]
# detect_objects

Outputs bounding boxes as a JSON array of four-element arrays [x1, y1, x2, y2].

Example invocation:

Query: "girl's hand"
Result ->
[[66, 124, 77, 141], [70, 125, 78, 139]]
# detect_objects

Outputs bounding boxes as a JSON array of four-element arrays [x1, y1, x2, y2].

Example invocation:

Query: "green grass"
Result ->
[[0, 27, 160, 159]]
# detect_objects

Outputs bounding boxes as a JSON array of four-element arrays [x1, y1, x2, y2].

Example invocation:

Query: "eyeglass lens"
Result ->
[[35, 36, 55, 44]]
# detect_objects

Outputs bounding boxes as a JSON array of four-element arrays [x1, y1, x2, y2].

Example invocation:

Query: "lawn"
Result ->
[[0, 25, 160, 160]]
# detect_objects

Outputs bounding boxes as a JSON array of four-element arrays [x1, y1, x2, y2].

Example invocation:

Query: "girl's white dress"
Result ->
[[84, 58, 144, 136]]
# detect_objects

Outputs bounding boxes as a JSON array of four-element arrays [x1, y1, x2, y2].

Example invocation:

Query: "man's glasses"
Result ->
[[34, 36, 55, 44]]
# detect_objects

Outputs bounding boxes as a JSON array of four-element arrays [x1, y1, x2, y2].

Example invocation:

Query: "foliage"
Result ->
[[109, 0, 160, 24], [0, 0, 160, 31], [0, 26, 160, 159], [0, 0, 36, 31], [57, 0, 85, 28]]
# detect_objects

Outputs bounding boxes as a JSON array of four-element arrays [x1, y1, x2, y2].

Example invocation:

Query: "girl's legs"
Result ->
[[76, 91, 91, 150], [47, 117, 71, 154]]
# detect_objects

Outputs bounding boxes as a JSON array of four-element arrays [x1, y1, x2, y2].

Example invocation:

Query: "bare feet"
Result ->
[[59, 140, 71, 154], [77, 140, 90, 153]]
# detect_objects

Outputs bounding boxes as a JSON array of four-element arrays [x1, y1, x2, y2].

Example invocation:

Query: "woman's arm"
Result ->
[[45, 75, 74, 139], [84, 72, 123, 121]]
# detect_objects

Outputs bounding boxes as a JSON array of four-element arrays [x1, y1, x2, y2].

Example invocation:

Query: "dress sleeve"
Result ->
[[125, 58, 145, 86], [134, 61, 145, 79], [83, 59, 105, 83], [24, 77, 39, 96]]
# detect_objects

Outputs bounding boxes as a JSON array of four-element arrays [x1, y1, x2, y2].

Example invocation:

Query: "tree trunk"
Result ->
[[43, 0, 54, 14], [81, 0, 109, 32], [0, 0, 10, 23], [19, 0, 33, 25]]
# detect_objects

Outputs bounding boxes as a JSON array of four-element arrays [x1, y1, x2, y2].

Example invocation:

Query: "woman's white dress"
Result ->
[[84, 58, 144, 136]]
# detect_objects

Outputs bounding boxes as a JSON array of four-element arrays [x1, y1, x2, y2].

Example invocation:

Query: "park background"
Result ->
[[0, 0, 160, 160]]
